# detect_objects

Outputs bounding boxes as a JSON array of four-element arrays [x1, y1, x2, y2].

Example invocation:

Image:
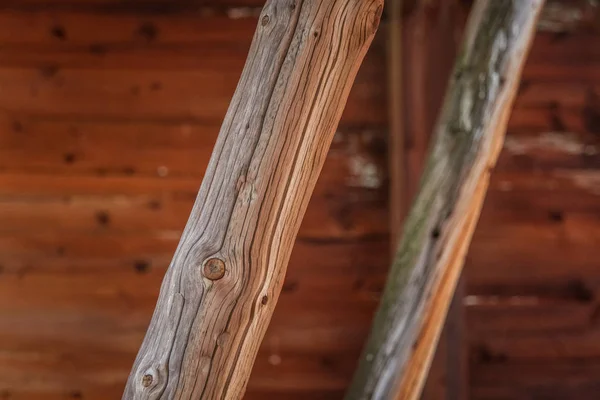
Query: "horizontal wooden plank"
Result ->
[[522, 32, 600, 81], [0, 11, 259, 46], [0, 114, 220, 151], [249, 352, 358, 392], [471, 329, 600, 363], [523, 64, 600, 82], [0, 67, 240, 120], [0, 15, 386, 124], [0, 238, 389, 312], [0, 388, 344, 400], [479, 188, 600, 225], [467, 217, 600, 285], [467, 300, 596, 334], [529, 32, 600, 60], [538, 0, 600, 33], [497, 132, 599, 171], [472, 384, 600, 400], [0, 387, 125, 400], [0, 64, 385, 126], [0, 127, 388, 239], [0, 225, 388, 395], [508, 106, 583, 133], [0, 238, 388, 397], [0, 349, 356, 396], [0, 118, 386, 179], [246, 390, 345, 400], [0, 172, 199, 197], [515, 82, 599, 108], [0, 188, 388, 241], [471, 362, 600, 400], [489, 169, 600, 197], [0, 11, 372, 70], [0, 287, 379, 355], [0, 0, 266, 12], [0, 232, 388, 269], [0, 344, 357, 394], [527, 33, 600, 65]]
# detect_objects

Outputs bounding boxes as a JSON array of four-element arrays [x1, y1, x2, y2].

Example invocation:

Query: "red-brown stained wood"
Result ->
[[471, 362, 600, 400], [0, 130, 388, 243], [0, 234, 390, 398], [0, 12, 387, 125], [464, 5, 600, 398], [0, 0, 599, 399], [1, 0, 267, 10]]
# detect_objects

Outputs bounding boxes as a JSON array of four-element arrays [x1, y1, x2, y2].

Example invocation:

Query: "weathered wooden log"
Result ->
[[345, 1, 544, 399], [122, 1, 383, 399]]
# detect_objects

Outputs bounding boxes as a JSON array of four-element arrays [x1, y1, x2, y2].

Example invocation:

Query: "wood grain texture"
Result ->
[[0, 0, 267, 12], [345, 1, 544, 399], [0, 0, 598, 398], [122, 1, 383, 399], [0, 11, 387, 125]]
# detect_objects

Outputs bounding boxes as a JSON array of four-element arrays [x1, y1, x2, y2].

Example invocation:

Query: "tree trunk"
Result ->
[[345, 1, 544, 399], [122, 1, 383, 399]]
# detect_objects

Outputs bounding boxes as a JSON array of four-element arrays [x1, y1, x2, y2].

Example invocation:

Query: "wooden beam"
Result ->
[[345, 1, 544, 399], [388, 1, 468, 398], [388, 0, 405, 249], [122, 1, 383, 399]]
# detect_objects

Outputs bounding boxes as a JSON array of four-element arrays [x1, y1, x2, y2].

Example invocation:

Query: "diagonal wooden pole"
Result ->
[[122, 1, 383, 399], [345, 1, 545, 399]]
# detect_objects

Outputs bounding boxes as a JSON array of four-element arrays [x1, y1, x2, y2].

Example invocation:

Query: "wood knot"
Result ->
[[50, 25, 67, 41], [261, 15, 270, 26], [217, 331, 231, 347], [138, 22, 158, 42], [203, 258, 225, 281], [142, 374, 153, 387]]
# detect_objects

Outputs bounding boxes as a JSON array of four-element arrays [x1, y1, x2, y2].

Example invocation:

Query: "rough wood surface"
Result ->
[[1, 1, 598, 398], [345, 1, 544, 399], [122, 1, 383, 399]]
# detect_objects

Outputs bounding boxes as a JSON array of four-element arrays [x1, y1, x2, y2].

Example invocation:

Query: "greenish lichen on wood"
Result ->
[[345, 1, 545, 399]]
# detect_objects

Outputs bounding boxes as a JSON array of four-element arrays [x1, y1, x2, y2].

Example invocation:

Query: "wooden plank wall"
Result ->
[[0, 1, 598, 400], [0, 1, 388, 399]]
